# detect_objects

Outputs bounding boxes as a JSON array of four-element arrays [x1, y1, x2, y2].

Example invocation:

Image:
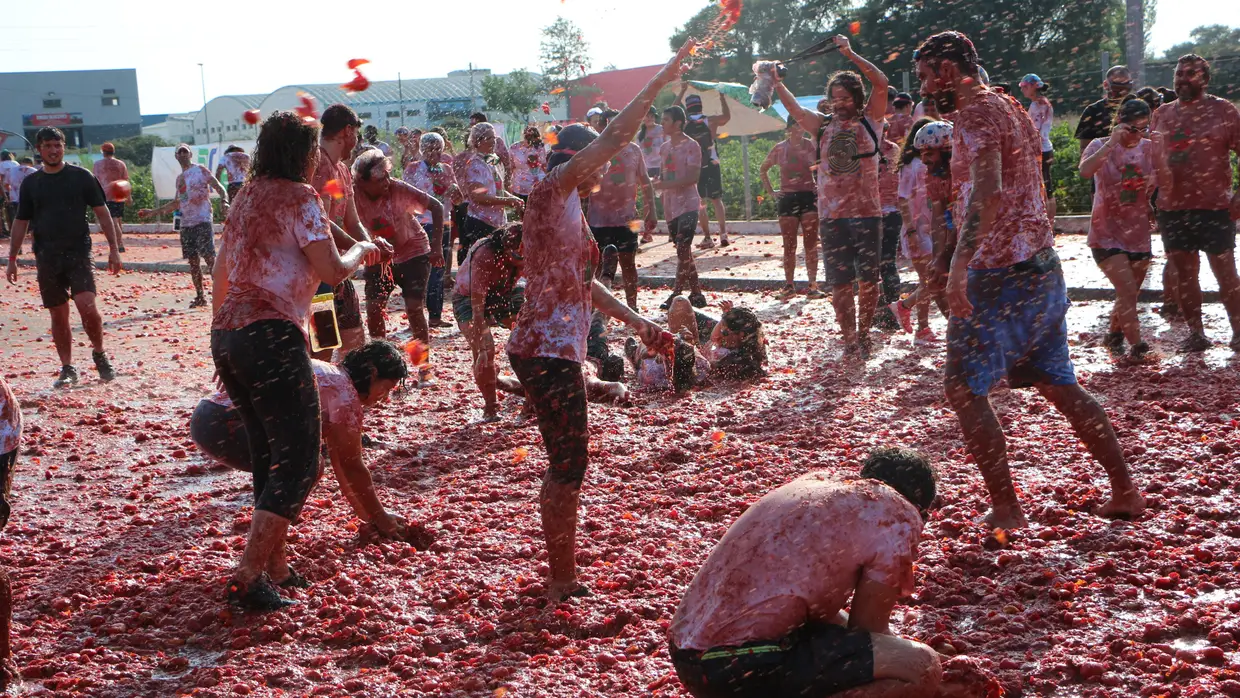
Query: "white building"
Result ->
[[142, 112, 196, 144], [190, 94, 265, 145]]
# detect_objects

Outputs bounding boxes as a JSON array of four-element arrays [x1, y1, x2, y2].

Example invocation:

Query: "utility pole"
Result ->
[[1126, 0, 1145, 87], [469, 63, 477, 113], [198, 63, 208, 146], [398, 72, 405, 127]]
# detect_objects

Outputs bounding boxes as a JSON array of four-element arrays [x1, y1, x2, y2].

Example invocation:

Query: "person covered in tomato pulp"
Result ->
[[139, 143, 230, 308], [914, 30, 1144, 529], [670, 448, 949, 698], [190, 341, 430, 548], [0, 376, 19, 688]]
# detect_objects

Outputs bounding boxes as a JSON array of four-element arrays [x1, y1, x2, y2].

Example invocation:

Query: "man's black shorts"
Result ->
[[105, 201, 125, 221], [1091, 248, 1154, 265], [226, 182, 245, 203], [1157, 209, 1236, 255], [590, 225, 639, 254], [669, 212, 699, 246], [36, 252, 96, 308], [179, 222, 215, 259], [698, 163, 724, 200], [670, 622, 875, 698], [777, 191, 816, 219]]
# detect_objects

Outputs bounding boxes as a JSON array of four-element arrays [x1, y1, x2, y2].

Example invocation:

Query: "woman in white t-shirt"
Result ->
[[1079, 97, 1171, 359]]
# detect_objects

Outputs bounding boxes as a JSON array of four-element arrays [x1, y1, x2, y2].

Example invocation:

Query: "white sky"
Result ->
[[1, 0, 1237, 115]]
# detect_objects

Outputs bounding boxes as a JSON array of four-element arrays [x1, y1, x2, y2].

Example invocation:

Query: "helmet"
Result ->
[[913, 121, 954, 150], [977, 66, 990, 86]]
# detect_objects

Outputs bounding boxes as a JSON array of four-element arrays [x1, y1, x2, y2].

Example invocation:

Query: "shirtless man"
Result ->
[[915, 31, 1144, 527], [670, 448, 943, 697], [92, 142, 130, 252]]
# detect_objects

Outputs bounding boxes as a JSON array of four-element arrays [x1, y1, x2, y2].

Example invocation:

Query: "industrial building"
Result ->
[[0, 69, 142, 150]]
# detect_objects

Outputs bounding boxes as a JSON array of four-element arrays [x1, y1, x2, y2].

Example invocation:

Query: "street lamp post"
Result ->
[[198, 63, 209, 146]]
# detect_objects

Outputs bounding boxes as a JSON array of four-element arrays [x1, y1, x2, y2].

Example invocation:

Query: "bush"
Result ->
[[1049, 120, 1092, 215]]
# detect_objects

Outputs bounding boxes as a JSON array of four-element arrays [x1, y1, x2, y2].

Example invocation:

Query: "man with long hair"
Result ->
[[773, 35, 890, 358]]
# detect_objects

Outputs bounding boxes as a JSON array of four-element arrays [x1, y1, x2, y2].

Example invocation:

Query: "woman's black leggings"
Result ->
[[211, 319, 321, 520]]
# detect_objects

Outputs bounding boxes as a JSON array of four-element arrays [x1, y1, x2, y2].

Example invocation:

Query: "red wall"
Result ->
[[568, 65, 663, 121]]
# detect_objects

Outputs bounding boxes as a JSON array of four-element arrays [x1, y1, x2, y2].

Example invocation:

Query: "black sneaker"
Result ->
[[92, 351, 116, 382], [52, 365, 79, 389], [688, 291, 708, 308], [1129, 341, 1151, 360], [659, 293, 681, 311], [189, 295, 207, 309], [1178, 332, 1210, 353], [227, 574, 296, 611]]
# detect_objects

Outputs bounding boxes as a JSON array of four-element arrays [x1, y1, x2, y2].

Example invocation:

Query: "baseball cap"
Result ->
[[893, 92, 913, 106], [101, 142, 115, 153], [685, 94, 704, 114], [585, 107, 604, 119], [1019, 74, 1045, 88]]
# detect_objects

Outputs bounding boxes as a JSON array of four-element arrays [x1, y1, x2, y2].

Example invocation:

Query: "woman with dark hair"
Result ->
[[760, 118, 821, 299], [508, 126, 546, 203], [1079, 96, 1171, 358], [507, 42, 692, 602], [190, 341, 425, 548], [630, 297, 767, 390], [452, 223, 526, 421], [211, 111, 379, 610]]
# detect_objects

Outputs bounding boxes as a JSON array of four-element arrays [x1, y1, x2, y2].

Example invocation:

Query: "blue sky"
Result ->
[[1, 0, 1235, 115]]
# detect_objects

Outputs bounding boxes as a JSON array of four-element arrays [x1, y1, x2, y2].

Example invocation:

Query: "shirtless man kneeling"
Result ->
[[670, 447, 945, 697]]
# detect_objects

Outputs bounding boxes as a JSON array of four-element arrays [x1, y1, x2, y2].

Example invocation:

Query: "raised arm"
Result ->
[[774, 79, 824, 136], [834, 35, 889, 124], [559, 41, 693, 195], [710, 91, 731, 129]]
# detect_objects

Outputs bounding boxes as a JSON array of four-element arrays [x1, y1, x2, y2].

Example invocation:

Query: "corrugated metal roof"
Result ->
[[228, 94, 268, 109], [274, 73, 542, 106]]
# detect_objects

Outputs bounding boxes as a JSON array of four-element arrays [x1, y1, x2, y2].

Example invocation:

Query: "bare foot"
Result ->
[[979, 507, 1029, 529], [1098, 489, 1145, 520]]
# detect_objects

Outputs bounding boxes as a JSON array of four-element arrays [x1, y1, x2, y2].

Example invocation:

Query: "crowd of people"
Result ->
[[0, 25, 1237, 696]]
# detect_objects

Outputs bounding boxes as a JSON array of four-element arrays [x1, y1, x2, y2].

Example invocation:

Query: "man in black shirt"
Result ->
[[5, 127, 122, 388], [676, 87, 731, 249], [1075, 65, 1134, 152]]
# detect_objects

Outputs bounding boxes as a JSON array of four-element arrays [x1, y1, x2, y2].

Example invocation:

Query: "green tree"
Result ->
[[540, 17, 591, 99], [480, 69, 543, 124], [109, 134, 172, 168], [1163, 24, 1240, 59], [669, 0, 846, 96]]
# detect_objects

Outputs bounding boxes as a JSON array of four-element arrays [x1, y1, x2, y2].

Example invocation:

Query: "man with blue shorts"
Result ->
[[915, 31, 1145, 529]]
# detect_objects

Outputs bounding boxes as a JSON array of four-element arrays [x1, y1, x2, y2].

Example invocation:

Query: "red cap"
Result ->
[[101, 142, 115, 153]]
